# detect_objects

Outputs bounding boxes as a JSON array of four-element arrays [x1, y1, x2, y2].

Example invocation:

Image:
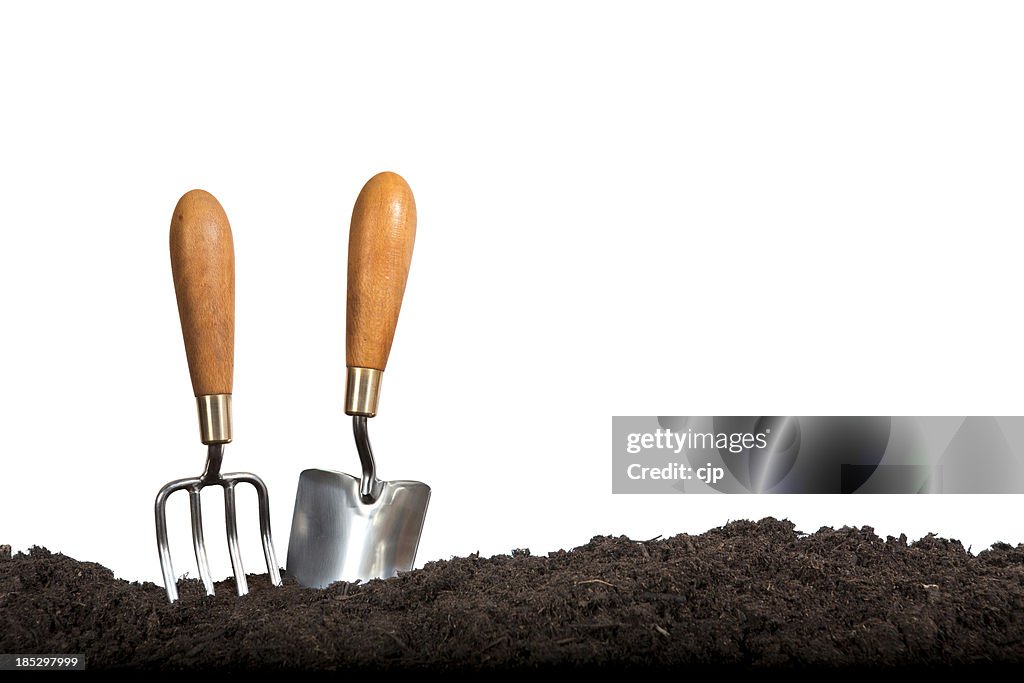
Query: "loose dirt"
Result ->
[[2, 519, 1023, 671]]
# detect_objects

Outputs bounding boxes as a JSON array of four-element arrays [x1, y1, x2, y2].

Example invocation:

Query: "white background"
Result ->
[[1, 2, 1022, 584]]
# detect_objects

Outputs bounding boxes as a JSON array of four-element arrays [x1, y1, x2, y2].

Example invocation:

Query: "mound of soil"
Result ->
[[2, 519, 1023, 671]]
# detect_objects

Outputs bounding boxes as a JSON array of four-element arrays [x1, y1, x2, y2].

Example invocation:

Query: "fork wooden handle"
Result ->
[[169, 189, 235, 397]]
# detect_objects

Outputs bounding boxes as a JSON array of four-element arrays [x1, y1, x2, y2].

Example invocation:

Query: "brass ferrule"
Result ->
[[196, 394, 232, 444], [345, 367, 382, 417]]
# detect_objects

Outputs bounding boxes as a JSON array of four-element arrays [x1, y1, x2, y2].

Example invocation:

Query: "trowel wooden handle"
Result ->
[[169, 189, 234, 397], [346, 172, 416, 372], [344, 172, 416, 417]]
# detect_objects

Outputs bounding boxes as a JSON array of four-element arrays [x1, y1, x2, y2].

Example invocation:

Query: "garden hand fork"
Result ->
[[154, 189, 282, 602]]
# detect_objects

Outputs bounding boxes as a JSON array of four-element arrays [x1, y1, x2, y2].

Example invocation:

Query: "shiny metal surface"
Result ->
[[154, 444, 282, 602], [188, 489, 214, 595], [287, 417, 430, 589], [196, 394, 232, 444], [287, 471, 430, 588], [345, 367, 382, 417], [353, 416, 382, 501]]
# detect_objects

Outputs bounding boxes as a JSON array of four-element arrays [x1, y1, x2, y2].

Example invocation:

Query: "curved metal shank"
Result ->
[[353, 415, 383, 502]]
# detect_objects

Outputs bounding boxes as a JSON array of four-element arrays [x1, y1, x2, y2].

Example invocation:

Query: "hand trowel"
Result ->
[[287, 172, 430, 588]]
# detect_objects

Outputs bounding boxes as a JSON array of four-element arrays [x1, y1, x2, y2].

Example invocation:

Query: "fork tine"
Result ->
[[255, 482, 283, 587], [223, 482, 248, 596], [154, 484, 179, 603], [188, 488, 215, 596], [235, 474, 283, 587]]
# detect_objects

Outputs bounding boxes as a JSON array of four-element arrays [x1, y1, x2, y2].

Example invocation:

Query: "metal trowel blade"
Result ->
[[286, 469, 430, 588]]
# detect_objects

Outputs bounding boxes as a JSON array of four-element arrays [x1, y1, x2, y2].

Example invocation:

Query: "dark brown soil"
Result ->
[[2, 518, 1024, 672]]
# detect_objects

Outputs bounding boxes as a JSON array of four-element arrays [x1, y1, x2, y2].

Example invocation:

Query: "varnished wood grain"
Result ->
[[347, 172, 416, 371], [169, 189, 234, 396]]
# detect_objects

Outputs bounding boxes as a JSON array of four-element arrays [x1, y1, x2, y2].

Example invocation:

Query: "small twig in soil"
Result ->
[[482, 635, 508, 652], [653, 625, 671, 638], [638, 592, 688, 604], [385, 631, 410, 652], [574, 579, 617, 588]]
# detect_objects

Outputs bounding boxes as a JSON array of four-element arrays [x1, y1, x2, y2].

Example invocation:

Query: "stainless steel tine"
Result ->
[[234, 474, 283, 586], [155, 481, 186, 603], [188, 488, 215, 596], [223, 482, 249, 596]]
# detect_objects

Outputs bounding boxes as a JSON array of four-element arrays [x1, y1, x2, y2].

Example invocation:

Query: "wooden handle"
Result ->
[[347, 172, 417, 371], [169, 189, 234, 396]]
